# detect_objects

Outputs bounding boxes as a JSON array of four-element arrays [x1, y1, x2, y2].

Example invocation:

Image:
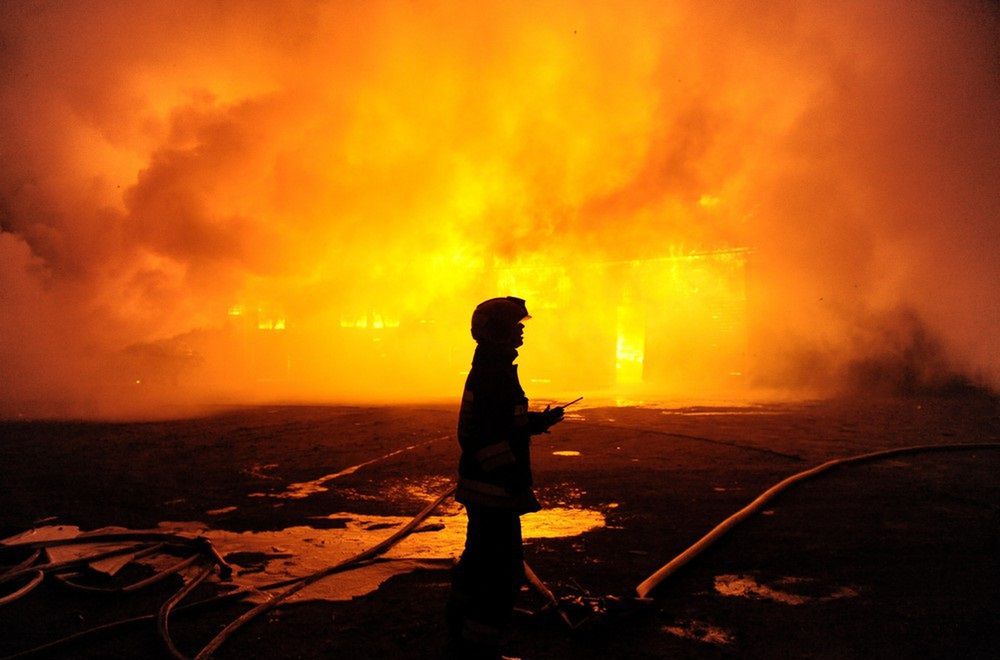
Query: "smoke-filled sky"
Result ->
[[1, 0, 997, 417]]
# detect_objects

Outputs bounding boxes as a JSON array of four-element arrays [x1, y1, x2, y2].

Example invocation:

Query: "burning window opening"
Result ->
[[495, 247, 750, 394], [126, 248, 749, 401], [339, 312, 402, 330]]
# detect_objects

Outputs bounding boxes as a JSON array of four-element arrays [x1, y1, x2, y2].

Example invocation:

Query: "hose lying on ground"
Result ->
[[635, 442, 1000, 598], [0, 485, 458, 660], [0, 571, 43, 607], [192, 484, 457, 659], [523, 561, 574, 628], [159, 564, 214, 660], [2, 542, 153, 587], [5, 442, 999, 657], [0, 532, 236, 659], [0, 557, 395, 660], [0, 538, 226, 602]]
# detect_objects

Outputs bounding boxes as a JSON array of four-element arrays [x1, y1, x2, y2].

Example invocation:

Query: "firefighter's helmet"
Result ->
[[471, 296, 531, 343]]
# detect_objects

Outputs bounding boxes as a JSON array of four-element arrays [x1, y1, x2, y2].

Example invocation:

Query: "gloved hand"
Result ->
[[541, 405, 565, 431]]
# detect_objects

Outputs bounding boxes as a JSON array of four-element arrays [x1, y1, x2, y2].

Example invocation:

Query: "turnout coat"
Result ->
[[455, 345, 548, 514]]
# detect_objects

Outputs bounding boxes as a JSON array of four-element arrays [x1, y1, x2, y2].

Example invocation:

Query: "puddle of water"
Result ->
[[663, 620, 734, 646], [167, 506, 603, 601], [522, 508, 604, 538], [5, 508, 604, 602], [2, 525, 145, 577], [828, 586, 860, 599], [6, 506, 604, 604], [660, 407, 782, 416], [8, 458, 606, 604], [552, 450, 581, 457], [243, 463, 279, 480], [663, 411, 783, 416], [396, 479, 457, 503], [269, 437, 444, 499], [715, 574, 810, 605], [714, 574, 859, 605]]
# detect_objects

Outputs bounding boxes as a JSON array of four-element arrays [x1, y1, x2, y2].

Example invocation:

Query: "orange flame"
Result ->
[[0, 1, 997, 416]]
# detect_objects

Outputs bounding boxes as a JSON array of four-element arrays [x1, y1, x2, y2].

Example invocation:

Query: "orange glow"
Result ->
[[0, 1, 997, 416], [615, 298, 646, 386]]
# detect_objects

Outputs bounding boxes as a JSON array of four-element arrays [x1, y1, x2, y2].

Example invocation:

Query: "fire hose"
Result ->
[[0, 555, 404, 659], [0, 486, 458, 660], [191, 484, 457, 660], [0, 533, 238, 659], [634, 441, 1000, 598], [3, 442, 1000, 658]]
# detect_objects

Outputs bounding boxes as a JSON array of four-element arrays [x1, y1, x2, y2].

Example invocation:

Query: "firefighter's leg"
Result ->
[[449, 506, 521, 659]]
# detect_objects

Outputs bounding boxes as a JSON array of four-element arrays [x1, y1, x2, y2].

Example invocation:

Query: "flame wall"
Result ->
[[1, 1, 997, 417]]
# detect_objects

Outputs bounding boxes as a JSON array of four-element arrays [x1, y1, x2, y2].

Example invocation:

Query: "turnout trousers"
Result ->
[[447, 505, 525, 658]]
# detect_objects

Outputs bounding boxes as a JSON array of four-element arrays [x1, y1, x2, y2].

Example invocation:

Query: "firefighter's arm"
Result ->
[[527, 405, 564, 435]]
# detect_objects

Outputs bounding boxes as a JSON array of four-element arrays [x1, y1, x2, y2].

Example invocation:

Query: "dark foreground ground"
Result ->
[[1, 395, 998, 659]]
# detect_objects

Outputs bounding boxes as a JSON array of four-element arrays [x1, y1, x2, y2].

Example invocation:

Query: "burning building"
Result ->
[[0, 1, 997, 416], [173, 246, 751, 403]]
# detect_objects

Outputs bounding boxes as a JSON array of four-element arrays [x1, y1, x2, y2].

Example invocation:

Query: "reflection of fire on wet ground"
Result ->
[[714, 574, 859, 605], [180, 503, 606, 602], [663, 619, 735, 646], [232, 443, 611, 601], [259, 437, 447, 499], [8, 474, 609, 606], [661, 574, 861, 647]]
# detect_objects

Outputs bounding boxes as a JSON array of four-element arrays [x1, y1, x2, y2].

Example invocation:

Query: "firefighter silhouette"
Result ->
[[447, 297, 565, 658]]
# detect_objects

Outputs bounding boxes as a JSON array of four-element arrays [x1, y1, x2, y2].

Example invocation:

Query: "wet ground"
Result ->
[[1, 396, 998, 658]]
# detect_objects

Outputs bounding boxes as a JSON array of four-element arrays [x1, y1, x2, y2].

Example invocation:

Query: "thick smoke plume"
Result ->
[[1, 1, 997, 417]]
